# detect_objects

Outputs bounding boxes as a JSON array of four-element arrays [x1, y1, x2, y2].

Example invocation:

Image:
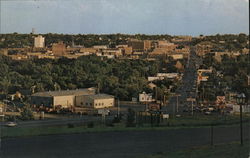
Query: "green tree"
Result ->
[[20, 105, 34, 120]]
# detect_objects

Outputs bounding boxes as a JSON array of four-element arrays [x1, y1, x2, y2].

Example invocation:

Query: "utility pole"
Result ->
[[117, 98, 120, 117], [240, 103, 243, 146], [211, 124, 214, 146], [176, 94, 181, 113], [191, 100, 194, 116]]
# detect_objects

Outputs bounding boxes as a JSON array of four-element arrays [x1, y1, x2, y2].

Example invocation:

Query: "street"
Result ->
[[0, 124, 249, 158], [166, 47, 202, 114]]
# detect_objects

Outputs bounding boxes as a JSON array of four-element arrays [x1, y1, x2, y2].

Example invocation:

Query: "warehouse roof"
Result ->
[[31, 88, 96, 97], [84, 94, 114, 100]]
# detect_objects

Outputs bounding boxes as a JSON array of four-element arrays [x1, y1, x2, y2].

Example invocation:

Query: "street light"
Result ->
[[236, 93, 246, 146]]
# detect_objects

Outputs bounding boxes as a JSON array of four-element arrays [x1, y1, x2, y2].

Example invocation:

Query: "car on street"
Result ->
[[5, 122, 17, 127]]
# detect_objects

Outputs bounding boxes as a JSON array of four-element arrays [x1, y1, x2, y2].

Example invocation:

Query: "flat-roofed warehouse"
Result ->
[[76, 94, 114, 109], [31, 88, 95, 108]]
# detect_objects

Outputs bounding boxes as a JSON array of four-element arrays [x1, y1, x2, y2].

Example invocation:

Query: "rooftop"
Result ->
[[31, 88, 96, 97], [85, 94, 114, 100]]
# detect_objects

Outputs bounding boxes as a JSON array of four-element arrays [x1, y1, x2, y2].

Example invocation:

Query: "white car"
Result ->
[[5, 122, 17, 127]]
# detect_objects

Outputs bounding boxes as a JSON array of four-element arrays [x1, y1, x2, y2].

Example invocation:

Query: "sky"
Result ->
[[0, 0, 249, 36]]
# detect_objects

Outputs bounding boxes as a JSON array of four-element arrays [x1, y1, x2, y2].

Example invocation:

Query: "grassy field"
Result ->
[[0, 123, 211, 138], [142, 141, 250, 158], [1, 114, 249, 138]]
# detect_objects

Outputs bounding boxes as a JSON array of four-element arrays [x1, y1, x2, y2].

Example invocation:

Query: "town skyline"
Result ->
[[1, 0, 249, 36]]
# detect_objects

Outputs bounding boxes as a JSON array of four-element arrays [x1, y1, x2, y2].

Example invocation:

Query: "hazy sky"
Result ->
[[0, 0, 249, 36]]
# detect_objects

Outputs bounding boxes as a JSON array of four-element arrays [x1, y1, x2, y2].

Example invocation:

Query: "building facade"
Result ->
[[34, 35, 45, 48], [31, 88, 96, 108], [75, 94, 114, 109]]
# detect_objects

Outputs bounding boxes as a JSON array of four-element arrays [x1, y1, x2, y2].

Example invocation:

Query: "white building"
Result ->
[[75, 94, 114, 109], [156, 73, 179, 79], [148, 76, 164, 82], [31, 88, 96, 108], [233, 104, 250, 113], [34, 35, 45, 48], [139, 92, 154, 102]]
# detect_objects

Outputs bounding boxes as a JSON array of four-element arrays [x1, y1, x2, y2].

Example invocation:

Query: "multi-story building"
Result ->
[[52, 42, 66, 56], [144, 40, 152, 51], [128, 39, 144, 52], [34, 35, 45, 48]]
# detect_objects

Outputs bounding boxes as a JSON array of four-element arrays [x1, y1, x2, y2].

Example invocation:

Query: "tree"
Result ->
[[126, 108, 136, 127], [20, 105, 34, 120]]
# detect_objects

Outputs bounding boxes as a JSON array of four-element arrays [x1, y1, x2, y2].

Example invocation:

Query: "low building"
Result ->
[[168, 53, 184, 60], [156, 73, 179, 79], [75, 94, 114, 109], [148, 76, 164, 82], [139, 92, 154, 102], [93, 45, 108, 49], [233, 104, 250, 113], [31, 88, 96, 108]]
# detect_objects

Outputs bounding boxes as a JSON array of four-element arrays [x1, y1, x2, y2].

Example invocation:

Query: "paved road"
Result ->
[[0, 116, 113, 128], [1, 124, 249, 158], [166, 47, 202, 114]]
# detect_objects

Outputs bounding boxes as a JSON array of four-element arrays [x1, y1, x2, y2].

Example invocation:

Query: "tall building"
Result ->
[[144, 40, 152, 51], [34, 35, 45, 48], [128, 39, 144, 52], [32, 28, 35, 34], [52, 41, 66, 56]]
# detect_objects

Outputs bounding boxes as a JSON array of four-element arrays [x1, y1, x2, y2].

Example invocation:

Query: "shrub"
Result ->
[[67, 123, 75, 128], [20, 105, 34, 120], [87, 122, 94, 128], [126, 108, 136, 127]]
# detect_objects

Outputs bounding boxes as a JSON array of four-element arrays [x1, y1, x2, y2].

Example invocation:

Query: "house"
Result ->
[[75, 94, 114, 109], [139, 92, 154, 102], [148, 83, 157, 90], [31, 88, 96, 108], [168, 53, 184, 60]]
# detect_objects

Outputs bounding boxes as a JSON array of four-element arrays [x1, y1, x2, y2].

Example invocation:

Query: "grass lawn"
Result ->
[[1, 114, 249, 138], [0, 123, 210, 138], [142, 141, 250, 158]]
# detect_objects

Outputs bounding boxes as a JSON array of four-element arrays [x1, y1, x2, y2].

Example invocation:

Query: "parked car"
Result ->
[[5, 122, 17, 127], [204, 111, 211, 115]]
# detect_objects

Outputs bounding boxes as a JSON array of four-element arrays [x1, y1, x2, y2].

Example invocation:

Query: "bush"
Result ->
[[112, 115, 122, 123], [106, 122, 114, 127], [87, 122, 94, 128], [126, 108, 136, 127], [67, 123, 75, 128], [20, 105, 34, 120]]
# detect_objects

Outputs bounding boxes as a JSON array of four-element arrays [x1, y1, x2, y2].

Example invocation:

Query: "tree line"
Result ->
[[0, 54, 163, 100]]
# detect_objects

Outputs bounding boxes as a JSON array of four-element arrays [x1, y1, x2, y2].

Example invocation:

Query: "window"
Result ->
[[85, 103, 88, 106], [90, 103, 92, 106]]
